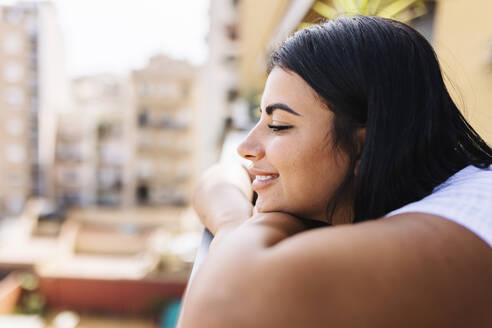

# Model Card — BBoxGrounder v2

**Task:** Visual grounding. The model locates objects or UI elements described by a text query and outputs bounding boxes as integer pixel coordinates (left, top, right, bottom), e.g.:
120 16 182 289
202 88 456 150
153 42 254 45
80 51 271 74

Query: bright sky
1 0 210 77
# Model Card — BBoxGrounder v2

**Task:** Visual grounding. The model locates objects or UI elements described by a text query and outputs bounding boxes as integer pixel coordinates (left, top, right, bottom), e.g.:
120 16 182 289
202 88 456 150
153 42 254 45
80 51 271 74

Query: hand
193 163 254 236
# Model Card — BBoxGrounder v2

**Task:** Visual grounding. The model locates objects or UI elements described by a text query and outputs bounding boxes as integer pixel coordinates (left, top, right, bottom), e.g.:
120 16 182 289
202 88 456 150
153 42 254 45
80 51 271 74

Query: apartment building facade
57 74 136 208
194 0 242 175
132 55 197 206
0 2 70 217
54 111 96 207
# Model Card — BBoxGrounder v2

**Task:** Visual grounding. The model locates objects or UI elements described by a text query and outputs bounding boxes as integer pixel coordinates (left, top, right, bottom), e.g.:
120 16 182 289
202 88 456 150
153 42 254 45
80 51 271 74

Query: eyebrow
262 103 301 116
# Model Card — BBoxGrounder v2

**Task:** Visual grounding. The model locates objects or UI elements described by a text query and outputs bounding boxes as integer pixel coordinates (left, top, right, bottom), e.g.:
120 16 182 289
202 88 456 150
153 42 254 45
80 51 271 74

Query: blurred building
0 200 197 326
194 0 242 175
54 111 96 207
62 74 136 208
0 2 71 217
434 0 492 143
132 55 197 206
237 0 291 95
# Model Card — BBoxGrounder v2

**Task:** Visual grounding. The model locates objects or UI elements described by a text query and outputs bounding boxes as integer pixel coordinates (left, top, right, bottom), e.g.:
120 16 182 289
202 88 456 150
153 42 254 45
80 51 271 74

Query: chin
255 195 328 221
254 202 275 213
255 197 284 213
254 199 297 217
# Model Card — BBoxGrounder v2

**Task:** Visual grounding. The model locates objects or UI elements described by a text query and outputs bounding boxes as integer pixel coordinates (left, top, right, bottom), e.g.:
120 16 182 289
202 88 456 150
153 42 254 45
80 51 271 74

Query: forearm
207 210 306 250
224 212 307 247
194 182 252 235
178 212 307 328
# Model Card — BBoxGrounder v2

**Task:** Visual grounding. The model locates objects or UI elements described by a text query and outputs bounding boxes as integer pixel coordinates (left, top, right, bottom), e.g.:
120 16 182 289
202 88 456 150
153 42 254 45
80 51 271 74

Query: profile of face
237 67 351 223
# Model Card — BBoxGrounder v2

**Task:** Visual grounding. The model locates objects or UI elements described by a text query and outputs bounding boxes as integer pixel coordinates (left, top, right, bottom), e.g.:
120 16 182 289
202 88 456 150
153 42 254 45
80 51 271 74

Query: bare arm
178 212 492 328
192 163 254 242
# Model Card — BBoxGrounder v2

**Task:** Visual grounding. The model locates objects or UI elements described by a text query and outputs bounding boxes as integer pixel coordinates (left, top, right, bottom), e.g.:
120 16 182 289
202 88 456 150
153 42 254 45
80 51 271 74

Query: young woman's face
237 67 351 222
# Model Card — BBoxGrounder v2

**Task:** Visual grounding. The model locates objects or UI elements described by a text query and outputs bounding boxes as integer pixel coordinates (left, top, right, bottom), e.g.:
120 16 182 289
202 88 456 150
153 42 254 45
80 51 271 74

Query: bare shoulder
253 213 492 327
179 213 492 328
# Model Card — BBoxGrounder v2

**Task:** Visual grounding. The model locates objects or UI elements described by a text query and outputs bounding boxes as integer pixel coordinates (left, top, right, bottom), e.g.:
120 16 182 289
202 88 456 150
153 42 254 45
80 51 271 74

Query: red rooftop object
39 276 186 315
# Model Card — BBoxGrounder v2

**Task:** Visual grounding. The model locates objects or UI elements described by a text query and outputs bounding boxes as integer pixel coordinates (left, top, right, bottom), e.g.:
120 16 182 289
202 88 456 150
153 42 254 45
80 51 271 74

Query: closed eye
268 124 293 132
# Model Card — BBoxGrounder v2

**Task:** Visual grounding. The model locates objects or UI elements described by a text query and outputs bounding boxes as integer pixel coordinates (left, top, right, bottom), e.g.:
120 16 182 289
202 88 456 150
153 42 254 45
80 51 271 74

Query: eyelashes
268 124 293 132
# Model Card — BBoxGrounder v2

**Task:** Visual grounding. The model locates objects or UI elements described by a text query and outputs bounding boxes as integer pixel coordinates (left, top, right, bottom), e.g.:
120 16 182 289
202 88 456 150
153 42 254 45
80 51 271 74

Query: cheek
267 136 297 166
279 141 347 208
275 137 336 181
254 138 297 210
260 132 349 217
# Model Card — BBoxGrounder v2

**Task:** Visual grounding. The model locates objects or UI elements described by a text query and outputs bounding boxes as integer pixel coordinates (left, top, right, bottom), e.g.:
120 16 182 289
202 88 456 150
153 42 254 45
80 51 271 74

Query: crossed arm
177 164 492 328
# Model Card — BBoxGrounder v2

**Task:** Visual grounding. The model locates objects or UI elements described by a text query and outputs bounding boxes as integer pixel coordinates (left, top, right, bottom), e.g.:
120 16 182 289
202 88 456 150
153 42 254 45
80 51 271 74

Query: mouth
252 174 279 190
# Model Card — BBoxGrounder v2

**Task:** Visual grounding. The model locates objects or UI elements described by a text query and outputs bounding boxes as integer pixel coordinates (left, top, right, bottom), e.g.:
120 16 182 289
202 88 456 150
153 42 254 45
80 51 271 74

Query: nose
237 128 264 161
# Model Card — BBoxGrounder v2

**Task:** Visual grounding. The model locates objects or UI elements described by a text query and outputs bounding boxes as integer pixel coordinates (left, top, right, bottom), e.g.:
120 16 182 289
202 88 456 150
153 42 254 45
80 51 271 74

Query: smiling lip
252 174 279 190
248 167 279 191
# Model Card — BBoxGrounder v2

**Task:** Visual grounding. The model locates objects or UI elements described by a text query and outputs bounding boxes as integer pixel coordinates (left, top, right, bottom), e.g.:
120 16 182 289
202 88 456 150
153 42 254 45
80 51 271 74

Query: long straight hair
269 16 492 222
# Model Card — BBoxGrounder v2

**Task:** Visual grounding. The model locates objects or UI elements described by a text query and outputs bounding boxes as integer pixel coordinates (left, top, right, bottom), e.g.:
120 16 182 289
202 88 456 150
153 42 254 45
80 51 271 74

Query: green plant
14 272 45 316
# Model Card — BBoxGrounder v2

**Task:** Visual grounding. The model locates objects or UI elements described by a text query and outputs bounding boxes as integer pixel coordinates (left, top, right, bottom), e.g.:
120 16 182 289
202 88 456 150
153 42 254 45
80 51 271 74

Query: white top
387 165 492 247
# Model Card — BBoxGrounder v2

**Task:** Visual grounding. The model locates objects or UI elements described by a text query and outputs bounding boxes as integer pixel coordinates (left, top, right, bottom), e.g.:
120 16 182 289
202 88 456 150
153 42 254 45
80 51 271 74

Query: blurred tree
302 0 435 27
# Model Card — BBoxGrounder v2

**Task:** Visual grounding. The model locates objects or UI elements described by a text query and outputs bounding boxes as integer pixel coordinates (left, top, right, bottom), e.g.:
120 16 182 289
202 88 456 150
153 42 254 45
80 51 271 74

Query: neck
330 204 354 225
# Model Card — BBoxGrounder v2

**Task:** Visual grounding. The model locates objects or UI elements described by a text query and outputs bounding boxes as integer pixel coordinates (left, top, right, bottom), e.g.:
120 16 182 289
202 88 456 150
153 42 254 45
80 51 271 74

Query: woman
178 16 492 327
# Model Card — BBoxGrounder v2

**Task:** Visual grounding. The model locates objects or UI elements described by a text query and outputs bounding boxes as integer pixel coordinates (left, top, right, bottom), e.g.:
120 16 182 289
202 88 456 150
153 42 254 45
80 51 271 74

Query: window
223 55 237 65
5 195 24 214
4 62 24 82
225 23 239 41
138 159 153 179
137 185 149 204
61 191 82 206
100 142 124 165
5 9 23 25
7 171 24 187
4 87 25 106
57 169 80 185
24 16 37 36
57 143 84 161
138 111 149 127
98 168 120 187
3 34 22 55
138 82 151 96
227 88 239 102
6 144 26 163
6 118 24 136
158 83 181 98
